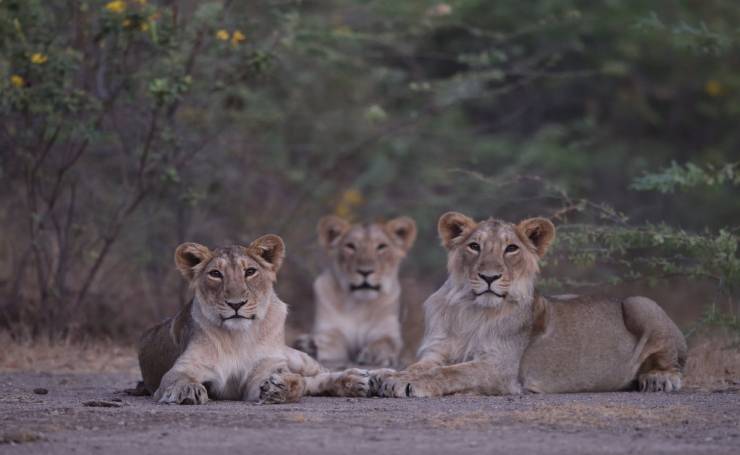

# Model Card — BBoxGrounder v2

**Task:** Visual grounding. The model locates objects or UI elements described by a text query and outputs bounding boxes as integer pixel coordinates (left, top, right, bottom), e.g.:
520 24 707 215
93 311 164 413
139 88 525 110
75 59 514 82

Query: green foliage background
0 0 738 341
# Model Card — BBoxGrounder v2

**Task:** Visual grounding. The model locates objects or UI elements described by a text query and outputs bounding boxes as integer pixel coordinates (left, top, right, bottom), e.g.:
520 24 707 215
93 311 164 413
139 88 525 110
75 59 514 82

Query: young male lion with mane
138 234 369 405
294 215 417 367
373 212 687 397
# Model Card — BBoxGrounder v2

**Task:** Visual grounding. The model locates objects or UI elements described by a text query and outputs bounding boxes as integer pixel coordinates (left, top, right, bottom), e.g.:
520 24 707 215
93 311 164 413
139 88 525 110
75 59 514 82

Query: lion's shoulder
170 300 194 346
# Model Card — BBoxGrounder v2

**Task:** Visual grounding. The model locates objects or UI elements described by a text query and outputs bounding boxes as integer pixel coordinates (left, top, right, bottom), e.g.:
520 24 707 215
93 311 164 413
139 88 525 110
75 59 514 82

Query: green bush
1 1 738 340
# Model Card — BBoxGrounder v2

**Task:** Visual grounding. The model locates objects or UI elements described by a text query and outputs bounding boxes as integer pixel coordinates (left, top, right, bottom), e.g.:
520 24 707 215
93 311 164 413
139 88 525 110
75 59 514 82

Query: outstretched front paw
335 368 371 397
375 373 436 398
155 381 209 405
368 368 396 395
259 373 306 404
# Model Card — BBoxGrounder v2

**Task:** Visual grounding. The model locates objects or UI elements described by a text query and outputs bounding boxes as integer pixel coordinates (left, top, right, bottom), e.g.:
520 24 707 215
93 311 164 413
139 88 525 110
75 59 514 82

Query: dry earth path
0 372 738 455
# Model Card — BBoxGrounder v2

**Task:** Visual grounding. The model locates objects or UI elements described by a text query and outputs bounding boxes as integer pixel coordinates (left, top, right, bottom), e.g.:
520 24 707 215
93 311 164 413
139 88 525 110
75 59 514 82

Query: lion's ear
517 218 556 257
174 242 212 281
317 215 350 249
438 212 477 250
385 216 417 252
248 234 286 272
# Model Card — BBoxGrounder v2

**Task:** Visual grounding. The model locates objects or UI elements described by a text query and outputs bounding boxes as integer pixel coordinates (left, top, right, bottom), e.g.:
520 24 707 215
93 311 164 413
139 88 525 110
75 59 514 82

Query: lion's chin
350 288 381 301
221 317 254 331
473 293 505 308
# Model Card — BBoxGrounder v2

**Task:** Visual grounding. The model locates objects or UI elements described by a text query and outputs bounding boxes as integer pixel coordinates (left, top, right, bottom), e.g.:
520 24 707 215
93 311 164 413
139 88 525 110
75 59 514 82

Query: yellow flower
122 18 133 28
140 22 150 31
10 75 25 88
30 53 48 64
332 26 353 38
216 29 230 41
231 30 246 45
105 1 127 14
705 79 723 97
135 0 147 5
334 188 364 219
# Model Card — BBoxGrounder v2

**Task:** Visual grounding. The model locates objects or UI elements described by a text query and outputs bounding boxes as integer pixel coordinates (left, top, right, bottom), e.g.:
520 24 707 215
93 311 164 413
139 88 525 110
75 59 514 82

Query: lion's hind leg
622 296 687 392
637 369 682 392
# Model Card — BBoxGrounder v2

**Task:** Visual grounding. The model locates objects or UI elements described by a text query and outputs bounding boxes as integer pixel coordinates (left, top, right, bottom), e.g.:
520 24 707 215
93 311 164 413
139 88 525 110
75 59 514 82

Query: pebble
82 400 123 408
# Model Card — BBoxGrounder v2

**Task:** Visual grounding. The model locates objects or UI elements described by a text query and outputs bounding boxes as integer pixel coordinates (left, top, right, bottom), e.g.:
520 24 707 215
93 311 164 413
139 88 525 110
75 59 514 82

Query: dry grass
0 334 138 374
684 335 740 390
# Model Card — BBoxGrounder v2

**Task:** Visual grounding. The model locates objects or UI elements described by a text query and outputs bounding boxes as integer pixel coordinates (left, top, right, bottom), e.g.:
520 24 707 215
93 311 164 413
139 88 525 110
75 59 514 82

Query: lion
137 234 369 404
293 215 417 367
373 212 687 397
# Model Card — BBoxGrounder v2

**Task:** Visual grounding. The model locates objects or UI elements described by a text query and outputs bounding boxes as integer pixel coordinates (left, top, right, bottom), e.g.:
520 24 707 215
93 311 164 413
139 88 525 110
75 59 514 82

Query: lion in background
374 212 686 397
294 215 417 367
138 235 369 404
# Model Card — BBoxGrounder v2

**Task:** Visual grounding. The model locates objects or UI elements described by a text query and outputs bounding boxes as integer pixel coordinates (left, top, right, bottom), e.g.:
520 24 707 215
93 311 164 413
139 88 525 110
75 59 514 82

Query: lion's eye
505 244 519 253
345 243 356 251
244 267 257 277
208 270 223 279
468 242 481 252
377 243 387 251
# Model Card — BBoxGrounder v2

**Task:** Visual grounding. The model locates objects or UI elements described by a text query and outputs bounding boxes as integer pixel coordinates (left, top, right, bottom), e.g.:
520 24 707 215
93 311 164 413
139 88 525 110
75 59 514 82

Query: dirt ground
1 371 739 455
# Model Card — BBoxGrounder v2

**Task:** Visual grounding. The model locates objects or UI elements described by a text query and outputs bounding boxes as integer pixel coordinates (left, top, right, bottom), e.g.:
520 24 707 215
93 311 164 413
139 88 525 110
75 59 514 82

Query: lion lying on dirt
138 235 369 404
373 212 687 397
293 215 417 367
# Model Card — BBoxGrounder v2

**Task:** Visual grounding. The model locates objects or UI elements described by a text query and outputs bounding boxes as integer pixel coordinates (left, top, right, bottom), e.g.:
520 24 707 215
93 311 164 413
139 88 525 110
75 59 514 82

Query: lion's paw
368 368 397 395
155 381 209 405
259 373 305 404
638 371 682 392
335 368 371 397
376 373 436 398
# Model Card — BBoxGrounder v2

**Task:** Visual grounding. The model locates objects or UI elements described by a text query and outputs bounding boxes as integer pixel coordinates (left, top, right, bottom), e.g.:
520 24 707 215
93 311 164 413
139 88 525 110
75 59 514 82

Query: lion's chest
206 353 259 399
443 306 526 363
317 297 398 350
201 338 278 400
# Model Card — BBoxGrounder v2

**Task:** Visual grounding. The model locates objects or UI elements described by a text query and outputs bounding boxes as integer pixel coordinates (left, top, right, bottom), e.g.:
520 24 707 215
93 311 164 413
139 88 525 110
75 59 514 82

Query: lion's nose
357 269 374 278
479 273 501 285
226 300 247 311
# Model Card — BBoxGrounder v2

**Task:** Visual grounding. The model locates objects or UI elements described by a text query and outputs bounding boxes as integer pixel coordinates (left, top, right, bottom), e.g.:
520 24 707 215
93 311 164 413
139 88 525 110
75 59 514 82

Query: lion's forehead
208 247 259 269
335 223 403 272
469 220 519 246
343 223 391 246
